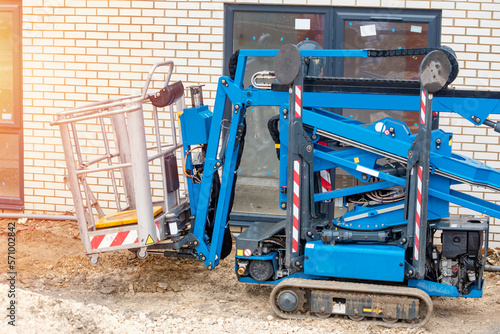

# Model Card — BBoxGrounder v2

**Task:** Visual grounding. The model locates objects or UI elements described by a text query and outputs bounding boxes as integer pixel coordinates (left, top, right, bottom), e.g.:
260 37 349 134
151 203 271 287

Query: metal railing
51 61 187 254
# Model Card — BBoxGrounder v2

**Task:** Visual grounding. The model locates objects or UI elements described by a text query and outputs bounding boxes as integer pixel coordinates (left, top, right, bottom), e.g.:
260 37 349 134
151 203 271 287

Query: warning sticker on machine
236 249 243 256
356 165 380 178
305 243 315 249
146 235 155 245
333 303 346 314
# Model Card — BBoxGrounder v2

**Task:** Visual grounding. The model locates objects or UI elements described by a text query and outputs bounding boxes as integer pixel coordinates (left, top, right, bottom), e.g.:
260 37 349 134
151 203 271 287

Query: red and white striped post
412 88 433 277
413 90 427 262
410 49 451 278
292 160 301 253
291 83 302 255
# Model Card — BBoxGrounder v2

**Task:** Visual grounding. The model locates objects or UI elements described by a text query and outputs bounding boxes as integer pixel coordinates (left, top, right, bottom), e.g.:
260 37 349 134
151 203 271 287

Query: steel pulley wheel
419 50 451 93
274 44 302 85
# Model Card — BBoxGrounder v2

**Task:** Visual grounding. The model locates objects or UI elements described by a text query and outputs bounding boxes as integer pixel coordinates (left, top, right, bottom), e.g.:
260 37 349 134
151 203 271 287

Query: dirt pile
1 219 499 333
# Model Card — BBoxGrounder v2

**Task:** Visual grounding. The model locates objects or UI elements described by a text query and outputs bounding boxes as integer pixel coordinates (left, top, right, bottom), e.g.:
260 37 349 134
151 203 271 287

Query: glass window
0 2 22 209
224 5 441 217
344 21 429 80
233 12 325 88
230 10 326 215
0 133 19 198
342 21 430 134
0 11 14 122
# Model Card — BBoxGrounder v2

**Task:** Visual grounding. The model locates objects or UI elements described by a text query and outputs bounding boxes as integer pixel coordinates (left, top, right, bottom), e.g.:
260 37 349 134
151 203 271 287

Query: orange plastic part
95 206 164 229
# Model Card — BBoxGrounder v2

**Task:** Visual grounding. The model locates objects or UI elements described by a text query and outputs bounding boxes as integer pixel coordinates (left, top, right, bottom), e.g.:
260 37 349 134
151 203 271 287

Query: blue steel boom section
182 48 500 268
179 47 500 326
54 46 500 327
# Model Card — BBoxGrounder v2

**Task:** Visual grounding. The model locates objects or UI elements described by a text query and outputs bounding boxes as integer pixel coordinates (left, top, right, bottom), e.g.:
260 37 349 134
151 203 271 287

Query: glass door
223 5 441 220
334 8 441 134
226 6 329 216
343 20 430 134
332 8 440 191
0 1 23 210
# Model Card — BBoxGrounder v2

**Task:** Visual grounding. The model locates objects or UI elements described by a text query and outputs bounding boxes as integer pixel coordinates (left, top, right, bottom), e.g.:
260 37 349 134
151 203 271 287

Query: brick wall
20 0 500 247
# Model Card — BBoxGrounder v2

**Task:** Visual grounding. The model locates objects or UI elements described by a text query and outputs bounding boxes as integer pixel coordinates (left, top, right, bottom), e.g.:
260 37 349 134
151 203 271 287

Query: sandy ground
0 218 499 334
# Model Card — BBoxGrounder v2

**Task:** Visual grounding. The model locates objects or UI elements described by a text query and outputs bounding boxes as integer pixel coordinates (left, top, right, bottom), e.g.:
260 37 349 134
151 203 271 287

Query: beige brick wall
19 0 500 247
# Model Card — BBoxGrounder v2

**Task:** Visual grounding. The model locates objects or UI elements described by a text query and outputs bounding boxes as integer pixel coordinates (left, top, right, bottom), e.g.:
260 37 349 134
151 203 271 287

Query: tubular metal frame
51 61 188 255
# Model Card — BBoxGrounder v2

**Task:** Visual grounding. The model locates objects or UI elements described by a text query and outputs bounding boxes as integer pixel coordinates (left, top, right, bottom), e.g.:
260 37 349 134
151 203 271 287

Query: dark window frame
332 7 441 76
224 5 441 75
223 4 334 77
222 4 441 225
0 0 23 210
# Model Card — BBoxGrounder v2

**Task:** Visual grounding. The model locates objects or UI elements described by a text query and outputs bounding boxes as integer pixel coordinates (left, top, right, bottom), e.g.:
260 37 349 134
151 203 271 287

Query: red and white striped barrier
414 89 427 261
155 221 161 241
320 169 332 193
295 85 302 118
90 229 139 250
292 160 300 253
420 90 427 125
414 165 423 261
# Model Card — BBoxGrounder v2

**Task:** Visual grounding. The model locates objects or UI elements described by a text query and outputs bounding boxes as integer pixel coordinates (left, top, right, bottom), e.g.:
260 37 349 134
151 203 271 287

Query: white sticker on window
295 18 310 30
411 25 423 33
360 24 377 37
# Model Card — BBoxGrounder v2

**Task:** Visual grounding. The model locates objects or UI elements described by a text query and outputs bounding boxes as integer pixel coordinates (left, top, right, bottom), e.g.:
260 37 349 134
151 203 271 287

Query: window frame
223 5 441 76
332 7 442 76
0 0 23 210
223 4 334 77
222 4 442 225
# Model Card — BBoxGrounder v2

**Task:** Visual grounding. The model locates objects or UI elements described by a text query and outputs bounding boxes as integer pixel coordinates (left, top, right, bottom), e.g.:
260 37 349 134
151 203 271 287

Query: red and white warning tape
420 90 427 125
292 160 300 253
90 229 139 250
155 221 160 241
320 169 332 193
295 85 302 118
414 90 427 261
414 166 423 261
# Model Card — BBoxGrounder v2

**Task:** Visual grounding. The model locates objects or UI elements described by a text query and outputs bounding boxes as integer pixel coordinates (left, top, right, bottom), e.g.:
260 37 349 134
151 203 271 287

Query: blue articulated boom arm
179 47 500 325
183 49 375 270
183 47 500 271
303 107 500 220
187 79 247 270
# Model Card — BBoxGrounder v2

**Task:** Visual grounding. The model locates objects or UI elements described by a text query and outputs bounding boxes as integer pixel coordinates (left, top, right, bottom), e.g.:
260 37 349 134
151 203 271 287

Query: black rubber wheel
314 312 331 319
348 315 365 321
383 317 398 324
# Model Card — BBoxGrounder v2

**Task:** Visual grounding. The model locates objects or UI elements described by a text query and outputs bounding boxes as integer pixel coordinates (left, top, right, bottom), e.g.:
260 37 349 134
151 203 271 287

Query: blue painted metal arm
303 108 500 192
191 80 232 267
237 49 370 58
314 180 396 202
314 150 406 187
429 188 500 219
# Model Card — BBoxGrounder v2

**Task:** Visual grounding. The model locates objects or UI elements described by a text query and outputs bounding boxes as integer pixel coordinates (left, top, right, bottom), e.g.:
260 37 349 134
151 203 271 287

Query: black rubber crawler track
270 278 433 328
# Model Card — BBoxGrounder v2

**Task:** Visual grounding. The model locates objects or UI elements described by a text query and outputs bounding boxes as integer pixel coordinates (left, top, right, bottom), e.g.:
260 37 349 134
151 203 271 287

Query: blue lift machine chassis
177 45 500 327
54 45 500 328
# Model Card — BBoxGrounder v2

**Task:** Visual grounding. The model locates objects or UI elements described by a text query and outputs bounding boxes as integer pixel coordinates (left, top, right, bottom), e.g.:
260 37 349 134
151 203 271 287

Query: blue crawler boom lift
178 46 500 327
53 45 500 327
